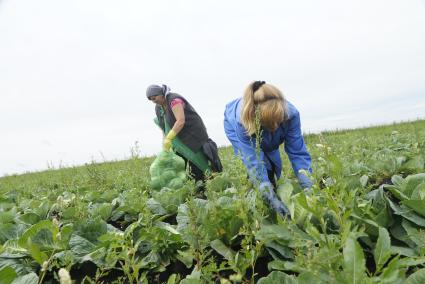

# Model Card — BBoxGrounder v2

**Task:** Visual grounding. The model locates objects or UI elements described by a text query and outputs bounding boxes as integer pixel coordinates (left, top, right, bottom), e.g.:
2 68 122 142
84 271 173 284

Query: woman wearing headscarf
223 81 313 218
147 84 222 184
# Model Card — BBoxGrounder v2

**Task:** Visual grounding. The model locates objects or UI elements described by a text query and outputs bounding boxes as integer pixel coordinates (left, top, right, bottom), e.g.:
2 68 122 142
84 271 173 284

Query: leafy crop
0 120 424 283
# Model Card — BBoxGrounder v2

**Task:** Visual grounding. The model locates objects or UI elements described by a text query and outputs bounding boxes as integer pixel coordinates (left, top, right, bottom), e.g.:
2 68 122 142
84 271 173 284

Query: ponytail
241 81 285 136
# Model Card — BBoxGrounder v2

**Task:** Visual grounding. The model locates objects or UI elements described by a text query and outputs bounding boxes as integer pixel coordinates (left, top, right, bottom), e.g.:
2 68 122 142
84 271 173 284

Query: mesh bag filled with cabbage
149 150 187 190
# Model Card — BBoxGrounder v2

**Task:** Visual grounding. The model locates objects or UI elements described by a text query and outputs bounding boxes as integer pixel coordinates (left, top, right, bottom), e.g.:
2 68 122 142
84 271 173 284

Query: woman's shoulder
285 100 300 120
224 97 242 117
225 97 242 108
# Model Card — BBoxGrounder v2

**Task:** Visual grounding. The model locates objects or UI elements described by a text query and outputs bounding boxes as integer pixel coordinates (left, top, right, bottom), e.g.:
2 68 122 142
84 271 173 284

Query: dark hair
252 81 266 93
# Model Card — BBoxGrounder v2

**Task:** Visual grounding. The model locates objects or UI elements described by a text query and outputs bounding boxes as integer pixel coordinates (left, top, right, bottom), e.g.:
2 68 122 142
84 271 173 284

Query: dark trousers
267 157 277 188
175 152 205 183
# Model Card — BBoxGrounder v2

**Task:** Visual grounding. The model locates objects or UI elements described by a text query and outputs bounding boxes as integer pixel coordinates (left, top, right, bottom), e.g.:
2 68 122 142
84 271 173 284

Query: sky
1 0 425 177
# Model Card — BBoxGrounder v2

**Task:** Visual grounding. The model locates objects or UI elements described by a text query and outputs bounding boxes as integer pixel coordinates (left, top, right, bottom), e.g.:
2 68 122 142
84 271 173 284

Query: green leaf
69 234 96 259
379 256 402 283
18 220 57 248
399 257 425 268
210 239 235 261
297 271 317 284
0 211 15 223
257 271 298 284
256 224 292 243
167 274 178 284
0 267 17 284
402 200 425 217
73 217 107 243
391 246 417 257
384 185 409 201
411 183 425 200
386 197 425 227
390 222 417 248
405 268 425 284
61 207 77 219
26 241 48 265
0 258 33 278
267 260 304 273
343 235 366 284
176 250 194 269
10 272 38 284
405 174 425 197
402 219 425 248
88 203 113 221
276 180 294 205
264 240 294 260
374 227 392 272
16 213 41 225
0 224 28 244
402 157 425 173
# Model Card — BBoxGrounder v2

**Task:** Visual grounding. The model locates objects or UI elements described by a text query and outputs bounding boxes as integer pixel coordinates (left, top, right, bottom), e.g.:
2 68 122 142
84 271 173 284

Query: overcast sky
1 0 425 177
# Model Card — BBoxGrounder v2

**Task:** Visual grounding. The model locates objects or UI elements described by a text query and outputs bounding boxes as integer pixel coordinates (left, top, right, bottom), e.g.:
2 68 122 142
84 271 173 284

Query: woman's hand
163 129 176 151
259 182 290 219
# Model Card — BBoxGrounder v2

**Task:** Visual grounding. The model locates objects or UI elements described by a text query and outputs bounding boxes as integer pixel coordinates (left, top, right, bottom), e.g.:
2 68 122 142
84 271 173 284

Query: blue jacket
224 98 312 186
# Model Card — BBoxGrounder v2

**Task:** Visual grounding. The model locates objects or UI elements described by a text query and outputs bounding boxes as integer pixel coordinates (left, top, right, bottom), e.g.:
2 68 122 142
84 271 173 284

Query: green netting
154 111 211 174
149 150 187 191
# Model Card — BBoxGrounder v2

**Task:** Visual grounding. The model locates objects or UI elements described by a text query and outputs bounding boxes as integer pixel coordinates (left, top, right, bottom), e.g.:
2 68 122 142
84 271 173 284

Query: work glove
163 129 177 151
259 182 290 219
297 171 313 195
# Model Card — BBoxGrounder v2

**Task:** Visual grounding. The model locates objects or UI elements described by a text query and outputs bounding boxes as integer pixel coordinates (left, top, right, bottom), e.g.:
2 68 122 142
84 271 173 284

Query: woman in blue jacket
223 81 313 218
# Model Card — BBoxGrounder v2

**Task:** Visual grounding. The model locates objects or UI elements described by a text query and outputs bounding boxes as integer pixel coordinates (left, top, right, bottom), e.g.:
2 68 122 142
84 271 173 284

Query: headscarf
146 84 171 98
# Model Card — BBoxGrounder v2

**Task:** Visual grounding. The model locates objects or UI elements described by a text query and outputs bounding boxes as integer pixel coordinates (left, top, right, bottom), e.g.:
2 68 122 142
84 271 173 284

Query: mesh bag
149 151 187 190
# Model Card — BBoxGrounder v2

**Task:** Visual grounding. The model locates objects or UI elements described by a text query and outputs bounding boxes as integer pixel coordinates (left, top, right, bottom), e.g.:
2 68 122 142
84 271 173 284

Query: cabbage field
1 120 425 284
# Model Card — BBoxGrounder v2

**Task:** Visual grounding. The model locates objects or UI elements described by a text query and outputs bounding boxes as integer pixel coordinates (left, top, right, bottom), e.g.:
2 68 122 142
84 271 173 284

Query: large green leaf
343 235 366 284
152 186 190 215
257 271 298 284
402 219 425 248
402 156 425 173
399 257 425 268
255 224 292 243
405 268 425 284
10 272 38 284
267 260 304 273
88 203 113 221
384 185 409 201
0 224 28 244
411 183 425 200
390 222 417 248
391 246 417 257
402 200 425 217
264 240 294 260
0 258 33 277
73 217 107 243
405 174 425 195
210 239 235 261
0 211 15 224
69 234 96 259
378 256 403 283
18 220 57 248
374 227 392 272
386 197 425 227
0 267 17 284
16 213 41 225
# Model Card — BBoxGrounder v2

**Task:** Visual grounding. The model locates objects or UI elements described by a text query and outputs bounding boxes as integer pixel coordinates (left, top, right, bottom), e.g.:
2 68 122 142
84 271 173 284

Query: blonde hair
241 82 286 136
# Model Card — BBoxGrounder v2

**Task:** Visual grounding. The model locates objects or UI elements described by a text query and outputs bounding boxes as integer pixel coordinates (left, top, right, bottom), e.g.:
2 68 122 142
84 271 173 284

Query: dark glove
259 182 290 219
